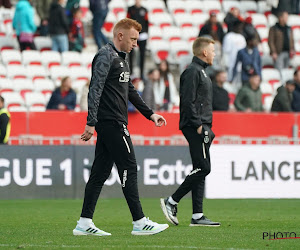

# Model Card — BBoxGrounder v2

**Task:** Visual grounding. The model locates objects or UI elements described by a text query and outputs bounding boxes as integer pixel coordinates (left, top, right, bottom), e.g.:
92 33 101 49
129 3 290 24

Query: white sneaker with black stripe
131 217 169 235
73 221 111 236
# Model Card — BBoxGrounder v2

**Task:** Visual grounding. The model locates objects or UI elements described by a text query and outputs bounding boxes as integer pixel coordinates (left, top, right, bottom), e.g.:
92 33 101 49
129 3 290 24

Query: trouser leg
80 136 114 218
138 40 147 78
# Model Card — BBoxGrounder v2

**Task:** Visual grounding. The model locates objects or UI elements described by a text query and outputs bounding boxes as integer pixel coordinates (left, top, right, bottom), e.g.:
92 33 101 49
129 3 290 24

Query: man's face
286 84 295 93
216 72 227 84
294 71 300 83
204 43 216 66
279 12 288 25
249 75 261 90
120 28 139 53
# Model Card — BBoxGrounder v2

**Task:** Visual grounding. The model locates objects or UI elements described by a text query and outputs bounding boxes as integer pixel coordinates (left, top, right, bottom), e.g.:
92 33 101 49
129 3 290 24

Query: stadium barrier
1 145 299 199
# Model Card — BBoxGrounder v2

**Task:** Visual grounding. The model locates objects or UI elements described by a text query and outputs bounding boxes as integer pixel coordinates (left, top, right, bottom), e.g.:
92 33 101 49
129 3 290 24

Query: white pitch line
0 244 257 250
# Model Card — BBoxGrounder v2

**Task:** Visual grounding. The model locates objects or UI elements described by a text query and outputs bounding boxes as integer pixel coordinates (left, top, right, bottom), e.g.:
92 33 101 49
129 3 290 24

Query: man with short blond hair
73 18 169 236
160 37 220 227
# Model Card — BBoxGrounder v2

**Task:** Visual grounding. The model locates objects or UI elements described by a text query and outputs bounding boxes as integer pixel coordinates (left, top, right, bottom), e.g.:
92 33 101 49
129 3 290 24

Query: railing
8 135 300 145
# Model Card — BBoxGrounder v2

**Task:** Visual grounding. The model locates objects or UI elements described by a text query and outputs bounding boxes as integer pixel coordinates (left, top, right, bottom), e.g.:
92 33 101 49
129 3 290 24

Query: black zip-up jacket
179 56 213 130
87 42 153 127
127 5 149 34
49 2 69 35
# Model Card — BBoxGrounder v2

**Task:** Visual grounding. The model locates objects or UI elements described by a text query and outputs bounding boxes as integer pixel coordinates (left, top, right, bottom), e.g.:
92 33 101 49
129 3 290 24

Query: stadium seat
170 40 191 64
239 1 257 14
72 80 87 94
190 13 209 29
6 65 27 79
202 0 222 14
173 13 194 28
0 36 18 51
1 49 22 65
260 41 270 56
41 50 61 69
0 64 6 78
0 78 13 94
290 55 300 69
263 95 274 112
251 13 268 29
256 27 269 41
34 79 55 95
69 66 91 81
148 26 163 41
81 52 95 69
257 1 271 16
24 92 47 108
26 65 48 81
102 12 117 39
108 0 126 15
149 40 170 63
22 50 42 66
49 66 70 82
12 79 34 98
62 51 82 67
142 0 166 14
148 13 173 28
222 1 241 13
28 106 46 112
262 68 281 86
162 26 182 41
267 14 277 27
280 68 295 83
181 26 199 42
168 0 186 15
185 0 203 14
1 92 25 108
261 54 274 68
288 15 300 29
8 106 28 112
34 36 52 51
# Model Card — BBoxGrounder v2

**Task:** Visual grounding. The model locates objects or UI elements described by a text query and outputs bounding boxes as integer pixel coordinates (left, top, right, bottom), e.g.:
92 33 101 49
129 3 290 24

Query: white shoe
73 221 111 236
131 217 169 235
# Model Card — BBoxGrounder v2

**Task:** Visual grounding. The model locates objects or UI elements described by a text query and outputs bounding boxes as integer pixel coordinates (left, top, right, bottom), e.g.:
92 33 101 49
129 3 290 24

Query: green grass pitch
0 198 299 249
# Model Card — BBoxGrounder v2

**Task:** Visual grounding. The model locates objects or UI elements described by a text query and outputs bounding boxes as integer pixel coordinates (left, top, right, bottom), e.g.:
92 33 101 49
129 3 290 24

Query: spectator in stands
212 70 229 111
234 74 263 112
223 20 246 83
0 96 10 145
268 11 295 70
224 7 243 33
127 0 149 80
80 80 90 111
0 0 11 8
49 0 69 52
33 0 52 36
46 76 76 110
89 0 110 49
271 80 295 112
66 0 80 25
13 0 37 51
242 16 261 42
142 68 160 111
231 36 261 85
69 8 85 52
199 11 224 44
128 76 142 113
292 69 300 111
154 60 179 111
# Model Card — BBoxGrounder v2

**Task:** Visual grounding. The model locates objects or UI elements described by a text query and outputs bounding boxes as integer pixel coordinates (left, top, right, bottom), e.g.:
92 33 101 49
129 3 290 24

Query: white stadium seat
1 49 22 65
22 50 42 66
62 51 82 67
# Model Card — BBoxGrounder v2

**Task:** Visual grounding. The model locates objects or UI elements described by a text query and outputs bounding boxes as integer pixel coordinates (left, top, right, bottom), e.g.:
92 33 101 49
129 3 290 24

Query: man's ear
117 32 123 41
203 49 208 57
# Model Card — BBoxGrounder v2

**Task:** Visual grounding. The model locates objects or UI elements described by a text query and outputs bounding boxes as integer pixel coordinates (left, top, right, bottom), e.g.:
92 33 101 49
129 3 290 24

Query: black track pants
80 121 144 221
172 125 215 213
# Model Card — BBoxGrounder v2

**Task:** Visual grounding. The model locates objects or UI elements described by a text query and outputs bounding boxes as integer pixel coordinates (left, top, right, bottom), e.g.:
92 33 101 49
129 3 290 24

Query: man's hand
81 125 95 141
150 114 167 127
197 125 202 134
272 52 278 61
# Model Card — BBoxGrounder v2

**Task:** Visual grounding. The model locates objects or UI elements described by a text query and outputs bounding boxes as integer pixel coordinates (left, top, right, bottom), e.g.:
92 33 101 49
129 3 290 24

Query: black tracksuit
172 56 215 214
81 42 153 221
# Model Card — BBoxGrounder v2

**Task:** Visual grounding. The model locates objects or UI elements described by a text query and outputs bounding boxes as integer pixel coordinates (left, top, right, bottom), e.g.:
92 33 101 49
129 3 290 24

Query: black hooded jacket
49 2 69 35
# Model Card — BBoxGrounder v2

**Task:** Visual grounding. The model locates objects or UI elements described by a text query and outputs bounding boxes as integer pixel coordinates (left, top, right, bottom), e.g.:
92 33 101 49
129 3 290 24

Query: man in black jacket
271 80 295 112
73 18 169 236
160 37 220 227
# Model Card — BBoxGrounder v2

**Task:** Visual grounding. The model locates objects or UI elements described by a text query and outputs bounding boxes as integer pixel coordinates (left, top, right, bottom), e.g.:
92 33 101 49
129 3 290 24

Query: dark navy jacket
292 84 300 111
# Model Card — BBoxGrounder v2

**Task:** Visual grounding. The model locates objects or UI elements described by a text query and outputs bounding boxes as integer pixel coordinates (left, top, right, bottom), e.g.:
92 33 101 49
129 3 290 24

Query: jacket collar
192 56 209 68
109 41 127 59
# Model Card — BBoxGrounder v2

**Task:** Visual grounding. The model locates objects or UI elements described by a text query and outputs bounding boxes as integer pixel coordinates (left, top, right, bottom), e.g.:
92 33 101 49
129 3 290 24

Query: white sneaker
73 221 111 236
131 217 169 235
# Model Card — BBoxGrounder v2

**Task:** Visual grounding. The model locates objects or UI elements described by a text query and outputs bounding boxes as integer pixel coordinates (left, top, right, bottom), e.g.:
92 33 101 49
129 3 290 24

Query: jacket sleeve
86 49 112 126
0 113 9 143
128 81 154 120
28 6 37 32
66 91 77 110
46 91 58 110
289 26 295 51
60 6 69 33
234 88 247 111
181 68 202 128
268 27 276 54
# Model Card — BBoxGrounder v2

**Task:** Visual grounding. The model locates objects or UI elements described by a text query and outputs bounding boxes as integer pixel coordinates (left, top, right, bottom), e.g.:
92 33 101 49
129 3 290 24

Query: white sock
192 213 203 220
133 216 145 225
168 196 178 205
78 217 92 226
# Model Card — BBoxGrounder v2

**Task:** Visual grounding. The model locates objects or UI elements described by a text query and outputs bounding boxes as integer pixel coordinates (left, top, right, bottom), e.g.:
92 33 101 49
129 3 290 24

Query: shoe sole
73 229 111 236
160 198 178 226
131 224 169 236
189 224 221 227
